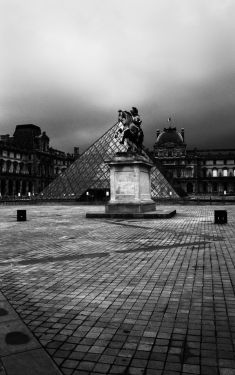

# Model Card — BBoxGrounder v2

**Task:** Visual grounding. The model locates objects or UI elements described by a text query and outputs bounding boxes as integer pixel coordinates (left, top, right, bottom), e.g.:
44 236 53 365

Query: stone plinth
86 152 177 219
105 152 156 214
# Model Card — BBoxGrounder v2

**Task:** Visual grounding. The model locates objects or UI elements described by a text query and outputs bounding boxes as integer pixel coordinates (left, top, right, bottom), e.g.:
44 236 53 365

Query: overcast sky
1 0 235 153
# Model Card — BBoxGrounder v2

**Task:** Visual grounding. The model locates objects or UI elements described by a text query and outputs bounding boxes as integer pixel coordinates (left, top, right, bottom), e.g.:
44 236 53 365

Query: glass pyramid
41 122 179 200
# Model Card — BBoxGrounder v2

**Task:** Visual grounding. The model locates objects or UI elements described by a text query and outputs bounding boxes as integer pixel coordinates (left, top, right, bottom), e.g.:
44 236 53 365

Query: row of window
0 163 66 176
53 159 68 166
157 151 185 157
159 157 235 167
1 150 70 168
204 159 235 166
173 169 193 178
183 182 235 194
212 168 235 177
173 168 235 179
0 158 70 170
1 150 30 160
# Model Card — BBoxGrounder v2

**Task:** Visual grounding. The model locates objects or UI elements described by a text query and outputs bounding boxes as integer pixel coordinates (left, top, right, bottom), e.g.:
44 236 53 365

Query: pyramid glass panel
41 122 179 200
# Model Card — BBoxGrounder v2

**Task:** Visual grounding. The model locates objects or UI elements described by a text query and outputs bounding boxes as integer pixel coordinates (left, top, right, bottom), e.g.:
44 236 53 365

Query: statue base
105 152 155 213
86 152 176 219
105 201 156 214
86 209 176 219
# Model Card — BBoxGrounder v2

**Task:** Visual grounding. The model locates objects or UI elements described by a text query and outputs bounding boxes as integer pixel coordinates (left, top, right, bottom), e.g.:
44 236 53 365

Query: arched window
6 160 11 173
223 169 228 177
13 162 18 174
212 168 218 177
187 167 193 177
19 163 24 173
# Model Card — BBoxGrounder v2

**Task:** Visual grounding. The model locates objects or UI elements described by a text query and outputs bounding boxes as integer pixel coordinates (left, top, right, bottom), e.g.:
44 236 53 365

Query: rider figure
118 110 130 144
130 107 144 150
117 107 144 152
130 107 142 128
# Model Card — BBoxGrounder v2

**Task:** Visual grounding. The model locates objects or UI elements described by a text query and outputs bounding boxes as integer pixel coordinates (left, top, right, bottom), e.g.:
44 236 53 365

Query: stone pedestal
105 152 156 214
86 152 176 219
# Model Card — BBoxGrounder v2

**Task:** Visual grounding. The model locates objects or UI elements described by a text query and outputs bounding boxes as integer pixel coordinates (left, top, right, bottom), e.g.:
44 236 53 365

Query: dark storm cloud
1 0 235 152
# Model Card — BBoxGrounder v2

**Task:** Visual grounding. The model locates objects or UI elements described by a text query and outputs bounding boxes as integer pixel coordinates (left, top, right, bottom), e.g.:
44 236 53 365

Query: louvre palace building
1 122 235 200
0 124 77 198
153 125 235 197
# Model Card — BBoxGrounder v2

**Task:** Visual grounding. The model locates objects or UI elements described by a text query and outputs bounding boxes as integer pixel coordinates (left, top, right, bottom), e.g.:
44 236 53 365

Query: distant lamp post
28 192 31 197
224 190 227 195
106 191 110 197
169 191 172 198
18 193 21 197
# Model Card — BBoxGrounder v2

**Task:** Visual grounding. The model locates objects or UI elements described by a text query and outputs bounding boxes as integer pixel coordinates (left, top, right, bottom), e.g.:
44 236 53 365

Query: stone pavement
0 204 235 375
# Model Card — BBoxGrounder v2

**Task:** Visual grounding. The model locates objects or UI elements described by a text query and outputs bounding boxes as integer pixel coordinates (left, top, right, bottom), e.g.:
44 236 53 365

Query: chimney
74 147 80 159
181 128 185 142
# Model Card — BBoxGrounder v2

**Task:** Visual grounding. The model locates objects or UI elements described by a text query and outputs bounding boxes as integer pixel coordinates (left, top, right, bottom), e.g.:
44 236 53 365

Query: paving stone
219 360 235 368
109 364 127 373
220 369 235 375
77 360 95 371
93 362 111 373
0 204 235 375
182 364 200 374
201 366 219 375
128 367 145 374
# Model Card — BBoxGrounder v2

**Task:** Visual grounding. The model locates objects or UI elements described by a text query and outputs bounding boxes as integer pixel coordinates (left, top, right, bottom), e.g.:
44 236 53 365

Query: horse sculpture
115 107 144 154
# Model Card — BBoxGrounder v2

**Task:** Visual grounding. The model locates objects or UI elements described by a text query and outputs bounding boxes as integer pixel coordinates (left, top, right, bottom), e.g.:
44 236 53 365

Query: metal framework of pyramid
41 122 179 200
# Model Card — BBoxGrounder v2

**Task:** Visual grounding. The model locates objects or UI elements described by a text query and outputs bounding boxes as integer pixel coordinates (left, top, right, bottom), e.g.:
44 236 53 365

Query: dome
156 126 184 147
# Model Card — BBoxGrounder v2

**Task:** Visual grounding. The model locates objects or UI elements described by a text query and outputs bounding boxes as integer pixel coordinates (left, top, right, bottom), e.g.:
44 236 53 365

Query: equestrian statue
115 107 144 154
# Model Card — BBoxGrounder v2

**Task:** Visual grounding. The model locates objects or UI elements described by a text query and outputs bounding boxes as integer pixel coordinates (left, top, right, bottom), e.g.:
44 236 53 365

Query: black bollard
214 210 227 224
17 210 27 222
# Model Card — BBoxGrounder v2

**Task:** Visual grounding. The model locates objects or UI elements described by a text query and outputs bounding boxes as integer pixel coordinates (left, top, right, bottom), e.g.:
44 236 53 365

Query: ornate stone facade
0 124 76 198
154 126 235 196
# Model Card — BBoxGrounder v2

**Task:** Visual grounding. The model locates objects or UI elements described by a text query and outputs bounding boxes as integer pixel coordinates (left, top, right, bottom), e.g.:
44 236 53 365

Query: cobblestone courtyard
0 204 235 375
